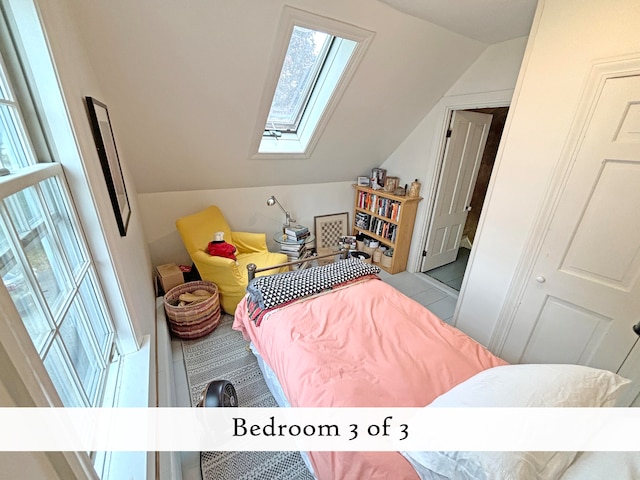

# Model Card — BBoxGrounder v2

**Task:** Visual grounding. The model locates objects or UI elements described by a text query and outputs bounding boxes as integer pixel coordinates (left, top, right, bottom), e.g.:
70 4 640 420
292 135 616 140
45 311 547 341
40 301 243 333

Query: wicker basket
380 250 393 269
363 245 375 256
164 281 221 339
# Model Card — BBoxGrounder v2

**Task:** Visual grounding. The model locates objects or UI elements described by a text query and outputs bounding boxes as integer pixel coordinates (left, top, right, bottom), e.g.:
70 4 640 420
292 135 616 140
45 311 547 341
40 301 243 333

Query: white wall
381 36 528 274
136 28 528 275
61 0 486 194
455 0 640 346
34 0 156 345
0 453 58 479
139 181 355 267
446 36 529 97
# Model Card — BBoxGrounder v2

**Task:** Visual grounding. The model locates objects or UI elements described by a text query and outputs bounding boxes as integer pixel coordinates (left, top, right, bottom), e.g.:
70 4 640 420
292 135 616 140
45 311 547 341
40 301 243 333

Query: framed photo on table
314 212 349 264
85 96 131 236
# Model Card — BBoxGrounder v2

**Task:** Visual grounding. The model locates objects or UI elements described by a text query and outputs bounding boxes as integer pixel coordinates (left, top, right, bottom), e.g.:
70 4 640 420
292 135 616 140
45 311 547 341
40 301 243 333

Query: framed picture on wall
85 96 131 236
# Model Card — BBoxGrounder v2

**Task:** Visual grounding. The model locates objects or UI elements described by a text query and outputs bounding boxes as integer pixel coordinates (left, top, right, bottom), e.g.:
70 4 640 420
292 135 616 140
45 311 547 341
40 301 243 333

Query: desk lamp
267 195 295 230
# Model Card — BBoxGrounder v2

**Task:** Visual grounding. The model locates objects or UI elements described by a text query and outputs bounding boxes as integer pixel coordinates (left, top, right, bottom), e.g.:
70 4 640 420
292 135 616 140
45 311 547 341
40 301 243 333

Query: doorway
422 106 509 291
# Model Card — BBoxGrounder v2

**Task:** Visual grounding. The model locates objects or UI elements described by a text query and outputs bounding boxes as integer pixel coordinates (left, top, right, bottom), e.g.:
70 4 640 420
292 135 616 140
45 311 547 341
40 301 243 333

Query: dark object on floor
183 315 313 479
197 380 238 407
184 263 201 283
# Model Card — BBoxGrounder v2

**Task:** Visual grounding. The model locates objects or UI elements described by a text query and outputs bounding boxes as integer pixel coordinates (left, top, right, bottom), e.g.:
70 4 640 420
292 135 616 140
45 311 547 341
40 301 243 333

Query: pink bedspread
233 277 507 479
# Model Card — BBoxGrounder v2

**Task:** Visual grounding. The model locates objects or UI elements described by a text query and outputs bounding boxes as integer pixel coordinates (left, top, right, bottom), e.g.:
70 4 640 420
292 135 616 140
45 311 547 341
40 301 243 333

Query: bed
232 257 634 480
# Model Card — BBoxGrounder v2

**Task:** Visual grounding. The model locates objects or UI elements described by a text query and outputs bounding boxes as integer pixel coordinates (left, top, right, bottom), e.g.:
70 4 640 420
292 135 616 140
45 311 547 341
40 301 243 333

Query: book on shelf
284 224 309 238
355 211 371 230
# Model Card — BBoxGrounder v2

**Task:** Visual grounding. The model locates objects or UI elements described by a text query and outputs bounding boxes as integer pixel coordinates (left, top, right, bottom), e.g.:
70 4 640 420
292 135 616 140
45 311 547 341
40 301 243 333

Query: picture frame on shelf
384 176 400 193
357 176 370 187
314 212 349 264
371 167 386 188
85 96 131 236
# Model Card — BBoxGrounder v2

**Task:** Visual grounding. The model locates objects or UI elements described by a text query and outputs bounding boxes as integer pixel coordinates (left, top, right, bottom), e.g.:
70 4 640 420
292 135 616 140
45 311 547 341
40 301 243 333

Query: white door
501 74 640 374
617 337 640 406
422 110 492 271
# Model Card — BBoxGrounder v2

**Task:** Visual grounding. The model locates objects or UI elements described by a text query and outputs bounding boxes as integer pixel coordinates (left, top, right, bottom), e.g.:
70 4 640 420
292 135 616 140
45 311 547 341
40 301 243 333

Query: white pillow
402 364 631 480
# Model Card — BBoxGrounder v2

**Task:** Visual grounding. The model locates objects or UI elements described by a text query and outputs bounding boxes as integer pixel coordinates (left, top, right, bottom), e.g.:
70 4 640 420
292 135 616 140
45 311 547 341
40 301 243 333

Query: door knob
633 322 640 337
535 275 546 283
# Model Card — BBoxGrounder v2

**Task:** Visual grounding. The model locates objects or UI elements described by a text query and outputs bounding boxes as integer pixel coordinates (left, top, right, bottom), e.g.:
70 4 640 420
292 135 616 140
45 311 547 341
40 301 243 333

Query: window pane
266 26 332 131
40 177 86 276
0 228 52 350
0 103 34 170
5 186 72 316
79 272 113 359
43 339 85 407
59 300 103 405
0 59 12 100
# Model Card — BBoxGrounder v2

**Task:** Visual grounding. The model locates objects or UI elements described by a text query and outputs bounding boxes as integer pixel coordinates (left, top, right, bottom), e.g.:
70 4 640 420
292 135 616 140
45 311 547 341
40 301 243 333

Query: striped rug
181 314 314 480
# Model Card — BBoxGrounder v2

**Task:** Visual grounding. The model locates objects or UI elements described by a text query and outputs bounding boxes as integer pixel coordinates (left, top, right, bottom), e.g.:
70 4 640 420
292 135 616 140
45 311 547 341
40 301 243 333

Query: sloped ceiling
64 0 534 194
378 0 537 44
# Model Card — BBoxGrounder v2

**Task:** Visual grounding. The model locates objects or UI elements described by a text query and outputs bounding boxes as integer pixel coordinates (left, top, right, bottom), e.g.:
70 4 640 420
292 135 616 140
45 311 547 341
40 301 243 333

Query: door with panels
501 73 640 385
422 110 492 271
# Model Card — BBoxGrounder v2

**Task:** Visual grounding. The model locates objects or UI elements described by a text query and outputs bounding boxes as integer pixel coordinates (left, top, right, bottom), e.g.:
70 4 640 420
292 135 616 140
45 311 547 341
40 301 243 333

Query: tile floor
423 247 471 292
171 270 459 480
377 269 459 324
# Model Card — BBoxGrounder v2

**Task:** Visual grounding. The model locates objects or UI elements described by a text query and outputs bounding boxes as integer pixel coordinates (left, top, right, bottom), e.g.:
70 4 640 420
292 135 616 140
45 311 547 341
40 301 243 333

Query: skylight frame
251 7 374 159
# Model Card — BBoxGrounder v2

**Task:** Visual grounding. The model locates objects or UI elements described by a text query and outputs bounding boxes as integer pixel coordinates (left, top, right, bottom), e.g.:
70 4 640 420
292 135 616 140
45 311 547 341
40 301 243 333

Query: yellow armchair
176 206 288 314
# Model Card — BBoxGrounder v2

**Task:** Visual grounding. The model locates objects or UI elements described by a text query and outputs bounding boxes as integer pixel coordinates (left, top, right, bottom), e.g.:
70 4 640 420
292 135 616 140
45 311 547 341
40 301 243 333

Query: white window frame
0 2 119 407
0 0 144 477
251 6 374 159
1 0 137 355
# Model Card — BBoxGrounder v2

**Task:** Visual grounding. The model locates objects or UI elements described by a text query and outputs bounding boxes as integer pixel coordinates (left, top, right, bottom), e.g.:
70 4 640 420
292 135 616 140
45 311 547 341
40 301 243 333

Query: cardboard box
155 263 184 295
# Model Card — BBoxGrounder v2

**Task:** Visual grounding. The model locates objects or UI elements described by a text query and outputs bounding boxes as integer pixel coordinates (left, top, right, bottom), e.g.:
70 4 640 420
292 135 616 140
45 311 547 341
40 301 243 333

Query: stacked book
280 241 307 262
290 248 315 270
284 224 310 242
280 225 310 263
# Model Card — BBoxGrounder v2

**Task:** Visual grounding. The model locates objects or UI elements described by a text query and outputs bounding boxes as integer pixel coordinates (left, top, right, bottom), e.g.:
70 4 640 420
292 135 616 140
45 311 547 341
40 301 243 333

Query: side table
273 232 316 246
273 232 316 269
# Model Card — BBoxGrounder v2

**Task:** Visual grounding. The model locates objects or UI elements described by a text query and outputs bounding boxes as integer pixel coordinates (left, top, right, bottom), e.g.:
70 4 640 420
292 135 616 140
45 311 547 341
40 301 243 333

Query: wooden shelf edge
352 184 422 203
354 207 400 225
352 227 396 248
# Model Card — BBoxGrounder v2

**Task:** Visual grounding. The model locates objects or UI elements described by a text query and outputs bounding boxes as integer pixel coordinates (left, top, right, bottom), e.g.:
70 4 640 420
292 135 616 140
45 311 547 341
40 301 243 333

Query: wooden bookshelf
352 184 422 274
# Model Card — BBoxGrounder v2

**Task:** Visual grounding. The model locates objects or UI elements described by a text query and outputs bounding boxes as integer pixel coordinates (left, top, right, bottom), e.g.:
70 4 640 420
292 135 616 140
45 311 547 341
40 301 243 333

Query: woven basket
164 281 221 339
380 251 393 269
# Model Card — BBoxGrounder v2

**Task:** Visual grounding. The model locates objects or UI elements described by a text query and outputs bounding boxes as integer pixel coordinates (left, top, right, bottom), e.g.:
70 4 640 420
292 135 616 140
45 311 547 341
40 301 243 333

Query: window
0 12 116 409
253 7 374 157
265 26 334 135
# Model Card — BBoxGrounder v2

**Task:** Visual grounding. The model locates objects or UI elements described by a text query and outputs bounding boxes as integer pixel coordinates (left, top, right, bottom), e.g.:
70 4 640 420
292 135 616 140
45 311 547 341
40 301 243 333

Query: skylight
252 7 374 158
265 26 333 135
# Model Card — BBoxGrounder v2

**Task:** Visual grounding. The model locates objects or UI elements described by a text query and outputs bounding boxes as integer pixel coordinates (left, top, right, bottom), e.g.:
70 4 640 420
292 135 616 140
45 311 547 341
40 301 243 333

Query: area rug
181 314 314 480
